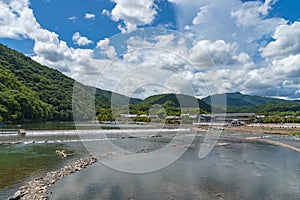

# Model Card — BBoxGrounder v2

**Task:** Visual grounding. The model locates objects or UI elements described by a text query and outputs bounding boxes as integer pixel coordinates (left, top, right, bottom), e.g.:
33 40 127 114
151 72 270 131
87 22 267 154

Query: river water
0 128 300 199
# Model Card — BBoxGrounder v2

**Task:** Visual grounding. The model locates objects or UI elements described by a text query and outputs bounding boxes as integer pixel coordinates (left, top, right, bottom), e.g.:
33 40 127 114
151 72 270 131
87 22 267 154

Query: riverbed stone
8 156 98 200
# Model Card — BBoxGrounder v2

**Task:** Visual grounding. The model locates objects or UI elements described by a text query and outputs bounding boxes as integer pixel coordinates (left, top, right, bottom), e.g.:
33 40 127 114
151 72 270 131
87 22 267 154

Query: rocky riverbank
8 156 98 200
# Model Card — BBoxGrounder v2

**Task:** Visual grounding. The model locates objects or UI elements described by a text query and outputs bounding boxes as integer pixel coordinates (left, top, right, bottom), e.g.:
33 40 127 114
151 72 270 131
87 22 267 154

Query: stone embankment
8 156 98 200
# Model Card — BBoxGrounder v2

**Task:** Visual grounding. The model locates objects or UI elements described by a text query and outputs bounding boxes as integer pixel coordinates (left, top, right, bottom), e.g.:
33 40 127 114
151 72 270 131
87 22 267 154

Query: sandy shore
223 124 300 135
193 123 300 135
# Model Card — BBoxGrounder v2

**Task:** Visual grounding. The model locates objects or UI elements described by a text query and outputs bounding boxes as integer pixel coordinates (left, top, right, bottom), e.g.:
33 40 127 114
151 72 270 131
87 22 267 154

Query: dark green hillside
0 43 140 123
202 92 287 107
132 93 211 116
0 43 75 121
0 67 52 123
227 102 300 114
139 94 210 109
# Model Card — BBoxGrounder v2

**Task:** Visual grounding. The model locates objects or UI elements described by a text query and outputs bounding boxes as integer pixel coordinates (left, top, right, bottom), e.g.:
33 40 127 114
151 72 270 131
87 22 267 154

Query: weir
0 129 26 135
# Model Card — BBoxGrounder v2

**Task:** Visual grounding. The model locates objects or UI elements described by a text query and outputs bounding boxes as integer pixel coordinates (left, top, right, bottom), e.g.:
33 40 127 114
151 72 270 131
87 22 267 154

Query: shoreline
8 156 97 200
223 124 300 135
246 138 300 153
194 123 300 135
221 125 300 154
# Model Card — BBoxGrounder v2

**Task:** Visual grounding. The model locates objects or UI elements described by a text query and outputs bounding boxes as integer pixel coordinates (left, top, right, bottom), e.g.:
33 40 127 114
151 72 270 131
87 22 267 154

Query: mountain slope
134 93 211 113
202 92 287 107
227 102 300 114
0 43 140 123
0 67 52 123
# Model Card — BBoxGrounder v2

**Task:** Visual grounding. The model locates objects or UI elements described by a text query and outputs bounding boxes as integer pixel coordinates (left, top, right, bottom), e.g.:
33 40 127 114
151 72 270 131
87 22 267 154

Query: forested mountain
0 67 52 123
1 43 298 124
227 102 300 114
202 92 300 114
131 93 211 115
0 43 140 123
202 92 287 107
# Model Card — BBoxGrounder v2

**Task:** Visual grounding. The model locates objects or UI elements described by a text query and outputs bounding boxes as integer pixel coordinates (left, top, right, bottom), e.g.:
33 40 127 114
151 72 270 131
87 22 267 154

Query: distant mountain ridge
202 92 287 107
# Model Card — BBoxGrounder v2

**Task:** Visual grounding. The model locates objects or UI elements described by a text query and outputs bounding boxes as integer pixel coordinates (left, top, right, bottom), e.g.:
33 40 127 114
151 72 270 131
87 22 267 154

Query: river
0 128 299 199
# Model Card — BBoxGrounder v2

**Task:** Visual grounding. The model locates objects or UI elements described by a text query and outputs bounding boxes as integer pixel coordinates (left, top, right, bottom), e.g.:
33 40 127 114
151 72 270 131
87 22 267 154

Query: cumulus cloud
0 0 40 39
192 5 210 25
190 40 240 66
231 0 279 27
169 0 286 58
248 21 300 99
165 0 300 99
260 21 300 59
238 53 300 99
95 38 117 59
72 32 93 46
0 0 299 99
84 13 95 20
110 0 157 33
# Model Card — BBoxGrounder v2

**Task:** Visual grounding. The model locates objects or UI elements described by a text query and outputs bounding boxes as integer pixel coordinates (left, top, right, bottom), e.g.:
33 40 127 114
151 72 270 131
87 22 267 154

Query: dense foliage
0 67 52 123
0 43 140 123
228 102 300 123
227 102 300 114
131 93 211 116
202 92 287 107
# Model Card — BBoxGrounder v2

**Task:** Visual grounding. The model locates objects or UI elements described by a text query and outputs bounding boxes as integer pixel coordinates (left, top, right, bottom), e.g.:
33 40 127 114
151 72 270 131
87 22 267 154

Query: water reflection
49 139 300 200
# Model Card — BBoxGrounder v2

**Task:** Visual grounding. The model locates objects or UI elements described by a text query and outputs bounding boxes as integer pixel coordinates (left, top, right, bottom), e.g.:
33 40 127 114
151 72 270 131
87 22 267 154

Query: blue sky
0 0 299 100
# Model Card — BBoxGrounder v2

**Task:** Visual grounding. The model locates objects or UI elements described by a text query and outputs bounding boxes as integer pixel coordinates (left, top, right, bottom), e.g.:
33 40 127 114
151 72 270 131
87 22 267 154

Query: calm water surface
0 129 299 199
48 138 300 200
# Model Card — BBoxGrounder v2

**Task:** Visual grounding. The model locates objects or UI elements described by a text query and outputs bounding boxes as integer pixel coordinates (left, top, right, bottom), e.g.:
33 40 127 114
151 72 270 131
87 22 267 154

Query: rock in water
7 190 22 200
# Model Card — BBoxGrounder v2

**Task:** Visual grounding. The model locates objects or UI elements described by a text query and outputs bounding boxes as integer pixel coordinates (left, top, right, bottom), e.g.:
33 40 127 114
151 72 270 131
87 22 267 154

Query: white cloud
169 0 286 58
260 21 300 59
238 53 300 98
110 0 157 33
231 0 279 27
0 0 299 100
192 5 210 25
270 54 300 78
68 16 78 21
165 0 300 99
260 0 278 16
101 9 110 16
0 0 40 39
191 40 239 66
72 32 93 46
84 13 95 20
96 38 117 59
